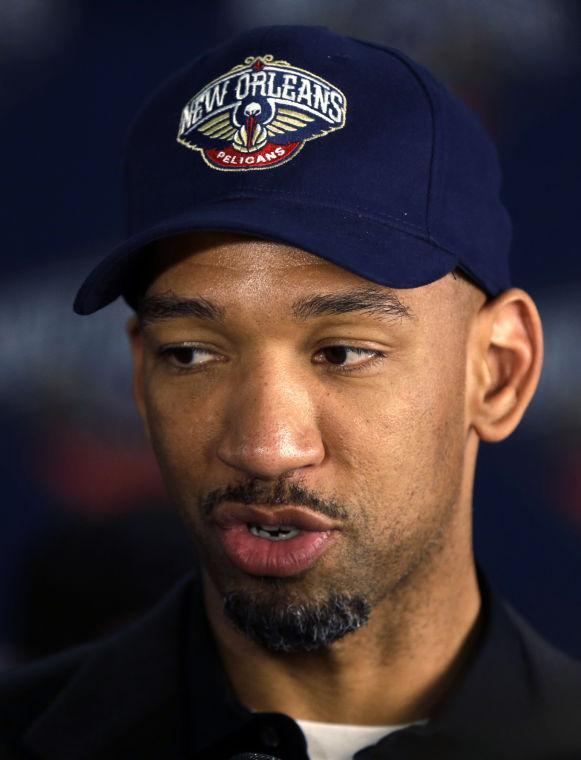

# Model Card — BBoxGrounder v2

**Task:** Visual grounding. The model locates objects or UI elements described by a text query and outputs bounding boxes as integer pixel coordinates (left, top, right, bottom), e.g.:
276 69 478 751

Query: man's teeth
248 524 301 541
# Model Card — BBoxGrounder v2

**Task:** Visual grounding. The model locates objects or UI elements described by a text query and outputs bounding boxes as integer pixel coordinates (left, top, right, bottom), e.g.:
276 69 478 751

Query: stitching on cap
212 187 427 233
358 43 437 239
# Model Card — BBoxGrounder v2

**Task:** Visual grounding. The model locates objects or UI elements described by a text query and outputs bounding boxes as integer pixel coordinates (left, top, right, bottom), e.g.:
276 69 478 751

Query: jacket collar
426 570 536 740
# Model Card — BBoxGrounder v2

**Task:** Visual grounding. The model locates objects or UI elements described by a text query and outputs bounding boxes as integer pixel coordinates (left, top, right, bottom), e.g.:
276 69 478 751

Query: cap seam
351 41 437 238
199 188 427 235
373 47 438 240
127 193 463 262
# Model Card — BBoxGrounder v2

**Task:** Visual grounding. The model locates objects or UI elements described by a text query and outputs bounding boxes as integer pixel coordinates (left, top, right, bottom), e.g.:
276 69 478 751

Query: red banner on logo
205 141 300 170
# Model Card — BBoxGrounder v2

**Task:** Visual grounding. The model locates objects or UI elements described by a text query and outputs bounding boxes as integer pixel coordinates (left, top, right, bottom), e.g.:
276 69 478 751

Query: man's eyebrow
137 294 226 325
137 287 412 325
291 287 412 322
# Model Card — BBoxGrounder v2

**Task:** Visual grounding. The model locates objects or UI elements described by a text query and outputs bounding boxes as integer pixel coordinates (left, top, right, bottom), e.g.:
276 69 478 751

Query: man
1 25 580 760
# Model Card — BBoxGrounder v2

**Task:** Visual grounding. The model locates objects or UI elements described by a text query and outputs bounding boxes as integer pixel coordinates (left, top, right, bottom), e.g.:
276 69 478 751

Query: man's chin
222 589 372 653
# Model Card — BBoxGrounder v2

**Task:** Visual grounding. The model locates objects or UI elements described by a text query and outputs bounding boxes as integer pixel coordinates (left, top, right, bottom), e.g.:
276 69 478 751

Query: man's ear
467 288 543 443
126 315 151 440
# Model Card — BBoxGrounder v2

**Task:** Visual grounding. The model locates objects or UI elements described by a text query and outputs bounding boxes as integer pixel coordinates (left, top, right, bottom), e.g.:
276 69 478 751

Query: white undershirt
296 718 428 760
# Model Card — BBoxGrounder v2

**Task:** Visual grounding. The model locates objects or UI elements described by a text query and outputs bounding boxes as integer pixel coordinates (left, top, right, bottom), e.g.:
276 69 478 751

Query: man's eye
316 346 386 373
160 346 216 369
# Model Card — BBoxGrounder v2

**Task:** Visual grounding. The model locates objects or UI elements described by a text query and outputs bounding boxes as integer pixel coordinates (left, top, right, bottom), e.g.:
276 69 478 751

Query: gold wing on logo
197 112 237 141
266 107 315 136
196 106 317 144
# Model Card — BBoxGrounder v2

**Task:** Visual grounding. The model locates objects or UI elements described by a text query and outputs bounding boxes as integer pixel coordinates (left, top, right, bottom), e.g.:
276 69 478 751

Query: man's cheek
145 380 196 432
144 395 196 473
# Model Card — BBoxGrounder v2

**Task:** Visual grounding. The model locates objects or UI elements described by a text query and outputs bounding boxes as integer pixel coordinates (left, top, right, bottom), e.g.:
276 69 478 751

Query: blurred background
1 0 580 667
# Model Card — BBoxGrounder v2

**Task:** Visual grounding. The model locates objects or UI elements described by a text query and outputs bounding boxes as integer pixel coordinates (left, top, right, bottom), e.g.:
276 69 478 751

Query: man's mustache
201 476 349 522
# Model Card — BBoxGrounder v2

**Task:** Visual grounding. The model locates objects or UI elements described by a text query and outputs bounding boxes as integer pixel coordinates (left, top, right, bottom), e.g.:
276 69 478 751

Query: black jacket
0 572 580 760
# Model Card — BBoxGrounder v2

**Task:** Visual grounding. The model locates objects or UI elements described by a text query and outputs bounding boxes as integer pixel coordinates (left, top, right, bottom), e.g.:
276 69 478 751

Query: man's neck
202 553 482 726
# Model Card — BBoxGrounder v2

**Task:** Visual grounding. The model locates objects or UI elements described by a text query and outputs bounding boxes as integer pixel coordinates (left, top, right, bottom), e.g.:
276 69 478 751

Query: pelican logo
177 54 347 171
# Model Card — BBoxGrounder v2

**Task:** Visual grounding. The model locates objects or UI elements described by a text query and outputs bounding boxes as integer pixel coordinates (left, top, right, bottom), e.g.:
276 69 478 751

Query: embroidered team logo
177 54 347 171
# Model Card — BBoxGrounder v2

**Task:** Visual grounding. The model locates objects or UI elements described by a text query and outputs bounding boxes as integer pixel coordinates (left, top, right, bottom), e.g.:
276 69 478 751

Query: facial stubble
189 476 460 654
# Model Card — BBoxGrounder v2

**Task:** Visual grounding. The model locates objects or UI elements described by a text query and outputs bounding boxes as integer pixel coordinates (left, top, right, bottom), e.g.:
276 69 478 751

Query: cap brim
73 197 458 315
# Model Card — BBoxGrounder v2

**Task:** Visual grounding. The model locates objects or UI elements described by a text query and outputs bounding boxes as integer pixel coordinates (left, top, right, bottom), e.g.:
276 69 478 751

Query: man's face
130 232 483 651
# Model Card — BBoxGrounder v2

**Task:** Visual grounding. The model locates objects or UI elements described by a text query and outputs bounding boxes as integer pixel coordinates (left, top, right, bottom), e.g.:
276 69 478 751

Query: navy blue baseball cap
73 25 512 315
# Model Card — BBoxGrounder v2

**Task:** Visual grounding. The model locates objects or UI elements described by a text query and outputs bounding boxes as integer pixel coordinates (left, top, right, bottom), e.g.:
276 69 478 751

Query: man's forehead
150 231 345 274
143 231 386 299
138 232 416 324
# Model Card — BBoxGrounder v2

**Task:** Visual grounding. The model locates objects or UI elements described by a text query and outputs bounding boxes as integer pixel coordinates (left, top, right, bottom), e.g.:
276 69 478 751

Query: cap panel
362 45 512 294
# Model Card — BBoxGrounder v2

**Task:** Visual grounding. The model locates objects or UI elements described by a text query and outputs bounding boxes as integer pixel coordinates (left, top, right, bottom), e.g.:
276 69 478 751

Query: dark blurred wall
0 0 237 664
1 0 580 665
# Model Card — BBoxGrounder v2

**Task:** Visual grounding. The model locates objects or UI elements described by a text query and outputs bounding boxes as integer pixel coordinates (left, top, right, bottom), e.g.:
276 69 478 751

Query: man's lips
212 502 340 532
211 502 341 577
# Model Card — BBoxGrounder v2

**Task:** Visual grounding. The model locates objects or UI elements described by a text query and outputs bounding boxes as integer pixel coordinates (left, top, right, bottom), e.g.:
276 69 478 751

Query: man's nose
215 362 326 479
